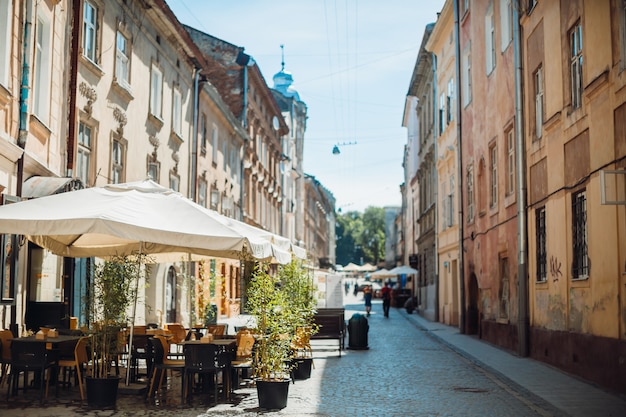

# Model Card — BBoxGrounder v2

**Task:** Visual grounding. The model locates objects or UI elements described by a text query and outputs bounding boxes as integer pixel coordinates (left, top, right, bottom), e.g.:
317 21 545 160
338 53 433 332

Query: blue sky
167 0 445 212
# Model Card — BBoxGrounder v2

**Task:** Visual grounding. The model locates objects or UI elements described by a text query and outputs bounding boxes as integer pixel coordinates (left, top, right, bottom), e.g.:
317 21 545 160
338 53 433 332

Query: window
150 64 163 118
172 88 182 136
169 173 179 192
447 78 454 124
498 257 509 320
111 139 124 184
230 146 239 182
500 0 513 51
447 176 454 227
147 161 159 182
571 189 589 279
535 206 547 282
570 22 583 109
534 66 544 139
83 1 98 63
461 0 469 16
115 31 130 88
490 145 498 207
462 43 472 107
467 165 475 222
439 93 446 135
34 14 51 124
210 188 220 211
212 124 219 164
0 0 12 87
200 113 207 152
77 122 93 186
485 4 495 74
222 138 228 170
506 129 515 196
198 180 207 207
616 0 626 70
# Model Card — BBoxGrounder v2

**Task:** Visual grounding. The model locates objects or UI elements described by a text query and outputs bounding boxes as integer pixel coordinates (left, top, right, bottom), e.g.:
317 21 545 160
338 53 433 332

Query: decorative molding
113 107 127 135
79 82 97 115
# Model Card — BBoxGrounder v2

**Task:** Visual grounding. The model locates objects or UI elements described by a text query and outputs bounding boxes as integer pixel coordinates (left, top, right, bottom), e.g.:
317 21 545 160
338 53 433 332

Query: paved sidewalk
399 309 626 417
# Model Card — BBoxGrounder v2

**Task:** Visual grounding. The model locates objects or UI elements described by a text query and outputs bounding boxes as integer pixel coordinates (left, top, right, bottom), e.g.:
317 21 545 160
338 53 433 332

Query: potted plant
85 254 148 409
279 259 318 380
246 262 294 410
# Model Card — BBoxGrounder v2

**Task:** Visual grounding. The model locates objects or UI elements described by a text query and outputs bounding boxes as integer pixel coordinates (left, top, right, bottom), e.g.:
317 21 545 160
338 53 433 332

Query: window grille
535 207 546 282
571 190 589 279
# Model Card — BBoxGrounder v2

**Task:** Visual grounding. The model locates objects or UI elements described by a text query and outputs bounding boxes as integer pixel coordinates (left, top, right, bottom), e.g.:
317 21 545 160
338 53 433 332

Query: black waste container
348 313 369 350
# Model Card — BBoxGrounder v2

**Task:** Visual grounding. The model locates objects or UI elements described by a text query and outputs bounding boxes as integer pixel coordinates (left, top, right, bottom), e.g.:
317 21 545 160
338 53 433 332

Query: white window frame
447 78 454 124
500 0 513 51
34 13 51 124
115 31 130 88
200 113 207 152
83 1 98 63
570 22 583 109
169 173 180 192
147 161 159 182
150 63 163 119
448 176 455 227
439 92 446 135
111 138 124 184
77 122 93 186
490 145 498 207
198 180 207 208
506 130 515 196
462 43 472 107
485 3 495 75
172 87 182 136
535 66 544 139
0 0 12 88
212 124 219 164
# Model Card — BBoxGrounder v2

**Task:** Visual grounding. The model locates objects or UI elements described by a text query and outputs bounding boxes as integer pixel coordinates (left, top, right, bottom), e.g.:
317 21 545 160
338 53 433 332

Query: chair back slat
184 343 221 371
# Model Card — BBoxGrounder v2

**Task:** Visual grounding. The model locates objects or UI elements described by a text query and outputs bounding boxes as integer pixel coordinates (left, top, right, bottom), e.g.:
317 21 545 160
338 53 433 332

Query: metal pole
125 243 142 386
513 1 529 357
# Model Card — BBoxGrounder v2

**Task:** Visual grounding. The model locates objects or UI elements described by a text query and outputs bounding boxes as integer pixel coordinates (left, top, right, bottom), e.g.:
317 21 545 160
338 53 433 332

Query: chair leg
76 364 84 401
147 368 158 399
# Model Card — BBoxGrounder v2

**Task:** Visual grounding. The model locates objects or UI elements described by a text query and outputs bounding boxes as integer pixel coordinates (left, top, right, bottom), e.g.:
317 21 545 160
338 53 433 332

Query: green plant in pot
85 254 148 408
246 262 294 410
279 258 318 380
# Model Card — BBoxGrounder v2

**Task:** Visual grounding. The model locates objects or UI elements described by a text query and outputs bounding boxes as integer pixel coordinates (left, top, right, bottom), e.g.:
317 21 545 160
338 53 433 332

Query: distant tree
335 208 385 267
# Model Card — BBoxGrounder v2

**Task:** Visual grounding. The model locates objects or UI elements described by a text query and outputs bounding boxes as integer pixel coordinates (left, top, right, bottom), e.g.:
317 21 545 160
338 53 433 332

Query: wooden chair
0 330 13 387
206 324 227 337
291 326 313 358
231 332 255 388
57 336 90 401
146 336 184 399
164 323 187 357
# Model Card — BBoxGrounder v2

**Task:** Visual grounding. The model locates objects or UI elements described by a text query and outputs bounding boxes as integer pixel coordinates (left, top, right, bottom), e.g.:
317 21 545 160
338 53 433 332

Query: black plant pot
86 376 120 409
291 357 313 380
256 379 290 410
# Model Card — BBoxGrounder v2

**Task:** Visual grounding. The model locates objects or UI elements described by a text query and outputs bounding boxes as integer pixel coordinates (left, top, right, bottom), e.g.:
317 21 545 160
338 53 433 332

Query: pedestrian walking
381 282 392 318
363 285 373 316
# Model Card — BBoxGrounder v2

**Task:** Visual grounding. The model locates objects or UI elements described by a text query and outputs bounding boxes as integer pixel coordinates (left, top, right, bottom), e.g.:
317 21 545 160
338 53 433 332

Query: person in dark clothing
363 285 373 316
381 282 392 318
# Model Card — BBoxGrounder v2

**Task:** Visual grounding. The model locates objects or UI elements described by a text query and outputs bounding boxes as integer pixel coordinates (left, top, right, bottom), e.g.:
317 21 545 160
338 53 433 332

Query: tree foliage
335 207 385 267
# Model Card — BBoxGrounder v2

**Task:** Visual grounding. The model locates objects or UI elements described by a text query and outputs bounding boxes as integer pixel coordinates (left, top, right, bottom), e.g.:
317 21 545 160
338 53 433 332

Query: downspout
11 0 34 337
432 52 439 322
239 56 250 312
67 0 81 178
514 2 529 357
191 67 200 201
453 0 466 333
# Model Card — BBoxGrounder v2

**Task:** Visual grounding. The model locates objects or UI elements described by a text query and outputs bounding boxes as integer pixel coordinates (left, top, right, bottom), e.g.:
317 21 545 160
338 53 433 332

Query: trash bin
348 313 369 350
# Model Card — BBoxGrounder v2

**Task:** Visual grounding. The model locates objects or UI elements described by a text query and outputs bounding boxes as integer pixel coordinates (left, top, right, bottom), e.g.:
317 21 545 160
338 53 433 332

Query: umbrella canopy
342 262 362 272
360 263 377 272
389 265 418 275
0 179 273 261
370 268 395 278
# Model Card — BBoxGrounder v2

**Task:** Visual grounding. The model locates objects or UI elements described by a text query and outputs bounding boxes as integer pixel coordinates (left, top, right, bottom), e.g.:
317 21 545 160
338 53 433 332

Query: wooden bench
311 309 345 356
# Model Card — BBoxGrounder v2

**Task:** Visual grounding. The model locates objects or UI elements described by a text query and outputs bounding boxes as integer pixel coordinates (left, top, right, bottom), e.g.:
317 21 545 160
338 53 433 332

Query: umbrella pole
125 243 143 386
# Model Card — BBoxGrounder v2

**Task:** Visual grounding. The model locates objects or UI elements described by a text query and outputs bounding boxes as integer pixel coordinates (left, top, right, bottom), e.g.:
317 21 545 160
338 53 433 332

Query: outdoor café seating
146 335 184 399
6 339 59 404
182 340 234 405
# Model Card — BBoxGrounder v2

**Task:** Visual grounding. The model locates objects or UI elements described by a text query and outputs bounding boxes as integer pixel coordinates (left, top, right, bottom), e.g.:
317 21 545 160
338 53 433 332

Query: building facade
427 0 461 327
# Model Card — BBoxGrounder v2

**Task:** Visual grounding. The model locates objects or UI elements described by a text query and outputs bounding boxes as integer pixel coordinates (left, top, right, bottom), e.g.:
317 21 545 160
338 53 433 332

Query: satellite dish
272 116 280 130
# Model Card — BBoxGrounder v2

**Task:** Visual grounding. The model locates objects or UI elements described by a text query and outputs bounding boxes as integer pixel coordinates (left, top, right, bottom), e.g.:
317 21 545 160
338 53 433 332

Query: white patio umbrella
370 268 395 279
0 179 279 384
389 265 418 275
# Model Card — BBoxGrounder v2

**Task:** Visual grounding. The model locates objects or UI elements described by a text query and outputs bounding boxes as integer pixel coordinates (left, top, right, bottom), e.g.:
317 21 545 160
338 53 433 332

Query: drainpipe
66 0 80 178
190 67 200 201
432 52 439 323
513 3 529 357
453 0 466 334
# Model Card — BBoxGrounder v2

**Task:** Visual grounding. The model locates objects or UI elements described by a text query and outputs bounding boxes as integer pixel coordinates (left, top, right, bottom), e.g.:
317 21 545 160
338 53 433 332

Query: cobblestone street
6 291 616 416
